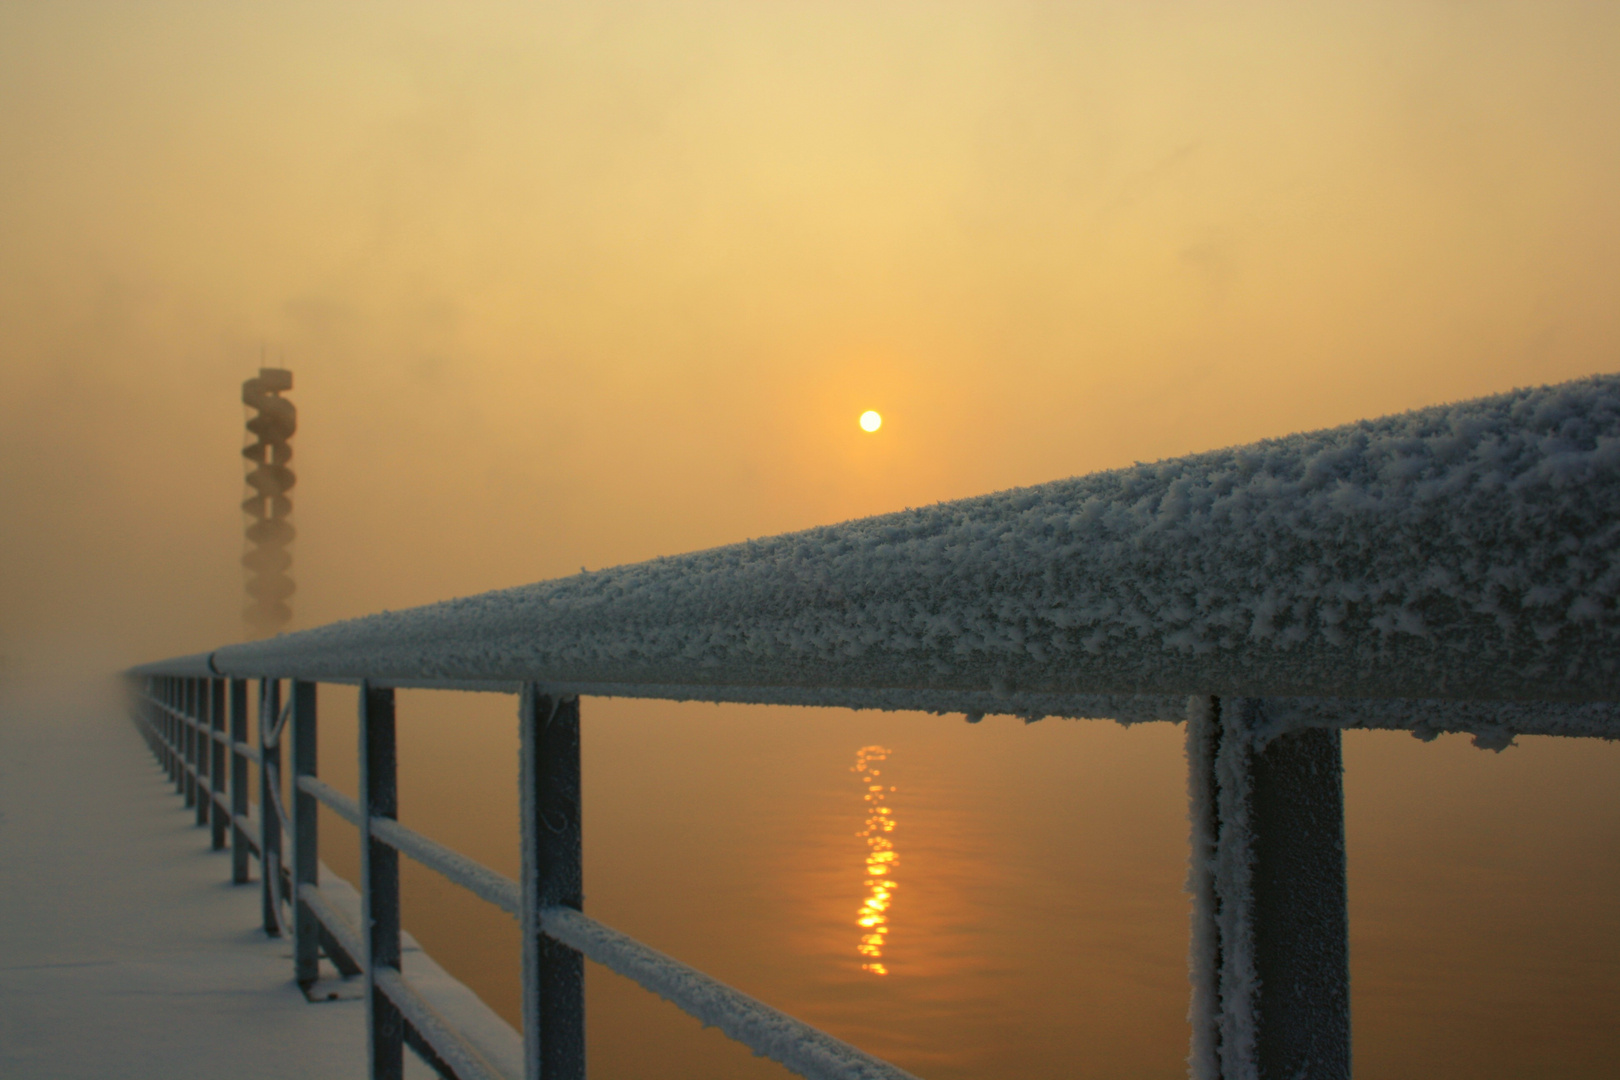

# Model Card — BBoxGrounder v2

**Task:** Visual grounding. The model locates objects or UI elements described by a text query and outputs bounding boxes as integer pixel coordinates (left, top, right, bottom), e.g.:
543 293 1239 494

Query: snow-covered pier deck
0 685 445 1079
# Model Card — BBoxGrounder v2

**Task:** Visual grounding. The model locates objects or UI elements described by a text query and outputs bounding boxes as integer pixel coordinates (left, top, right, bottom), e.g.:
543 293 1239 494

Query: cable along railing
127 374 1620 1080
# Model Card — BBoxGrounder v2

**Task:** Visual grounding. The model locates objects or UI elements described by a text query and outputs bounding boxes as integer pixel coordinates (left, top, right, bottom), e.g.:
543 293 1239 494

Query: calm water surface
303 690 1620 1080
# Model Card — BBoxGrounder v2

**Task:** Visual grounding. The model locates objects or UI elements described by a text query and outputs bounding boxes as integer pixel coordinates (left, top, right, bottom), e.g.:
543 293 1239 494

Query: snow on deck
0 682 439 1080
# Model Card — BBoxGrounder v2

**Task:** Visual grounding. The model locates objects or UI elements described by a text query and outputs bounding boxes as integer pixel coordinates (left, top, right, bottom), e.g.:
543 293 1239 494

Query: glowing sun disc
860 410 883 432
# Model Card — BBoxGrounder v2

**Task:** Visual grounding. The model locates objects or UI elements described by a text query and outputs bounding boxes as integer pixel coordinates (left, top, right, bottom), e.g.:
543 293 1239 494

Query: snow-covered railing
127 375 1620 1080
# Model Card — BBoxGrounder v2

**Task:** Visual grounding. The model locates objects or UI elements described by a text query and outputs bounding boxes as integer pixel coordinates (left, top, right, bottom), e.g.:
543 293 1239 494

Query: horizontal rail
297 775 362 827
341 799 911 1080
182 376 1620 714
135 692 264 759
297 882 364 973
298 878 523 1080
234 815 261 856
298 778 520 920
139 677 1617 745
129 651 218 678
373 967 506 1080
368 816 520 917
539 906 919 1080
292 675 523 694
153 702 205 730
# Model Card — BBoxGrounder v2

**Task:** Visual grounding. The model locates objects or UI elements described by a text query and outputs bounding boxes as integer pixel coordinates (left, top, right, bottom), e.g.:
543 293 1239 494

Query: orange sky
3 1 1618 672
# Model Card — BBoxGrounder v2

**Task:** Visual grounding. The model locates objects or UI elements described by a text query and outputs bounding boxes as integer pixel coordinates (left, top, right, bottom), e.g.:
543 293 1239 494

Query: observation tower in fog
241 368 296 637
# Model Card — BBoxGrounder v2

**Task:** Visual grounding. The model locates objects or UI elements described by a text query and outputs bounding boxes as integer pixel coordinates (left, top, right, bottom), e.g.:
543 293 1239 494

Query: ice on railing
213 376 1620 733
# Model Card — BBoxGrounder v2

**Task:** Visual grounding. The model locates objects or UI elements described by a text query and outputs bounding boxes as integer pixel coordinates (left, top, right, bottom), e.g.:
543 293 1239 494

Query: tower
242 368 297 636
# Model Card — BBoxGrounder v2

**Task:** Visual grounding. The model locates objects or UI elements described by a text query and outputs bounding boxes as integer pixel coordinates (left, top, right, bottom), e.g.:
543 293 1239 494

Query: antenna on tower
241 367 297 636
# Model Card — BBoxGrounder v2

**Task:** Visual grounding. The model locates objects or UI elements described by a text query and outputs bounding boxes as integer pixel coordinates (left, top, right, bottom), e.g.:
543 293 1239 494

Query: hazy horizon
5 2 1619 675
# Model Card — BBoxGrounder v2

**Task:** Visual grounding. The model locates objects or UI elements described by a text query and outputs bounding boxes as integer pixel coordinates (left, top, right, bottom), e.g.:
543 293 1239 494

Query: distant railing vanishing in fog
128 374 1620 1080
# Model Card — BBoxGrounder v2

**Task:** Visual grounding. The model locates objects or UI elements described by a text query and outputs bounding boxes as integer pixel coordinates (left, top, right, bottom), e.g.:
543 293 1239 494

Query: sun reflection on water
853 745 898 975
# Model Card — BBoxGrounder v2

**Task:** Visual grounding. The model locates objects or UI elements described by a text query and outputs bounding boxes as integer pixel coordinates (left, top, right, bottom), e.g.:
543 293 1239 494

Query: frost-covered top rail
146 376 1620 733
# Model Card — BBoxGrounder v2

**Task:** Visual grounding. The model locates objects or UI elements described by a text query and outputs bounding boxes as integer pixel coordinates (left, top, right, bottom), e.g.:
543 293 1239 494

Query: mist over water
4 3 1620 1077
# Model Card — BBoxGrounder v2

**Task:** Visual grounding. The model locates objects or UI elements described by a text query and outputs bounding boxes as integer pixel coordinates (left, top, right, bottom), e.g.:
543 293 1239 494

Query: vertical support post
182 683 192 803
291 679 320 988
155 679 164 767
186 678 195 796
230 679 251 884
194 679 204 804
210 679 229 850
1251 722 1350 1079
140 679 150 756
162 678 171 776
195 677 211 827
260 679 283 935
360 682 403 1080
138 678 148 754
194 678 205 809
1185 697 1350 1080
1186 697 1223 1080
171 678 182 788
167 678 179 785
181 679 193 804
520 683 585 1080
155 679 165 773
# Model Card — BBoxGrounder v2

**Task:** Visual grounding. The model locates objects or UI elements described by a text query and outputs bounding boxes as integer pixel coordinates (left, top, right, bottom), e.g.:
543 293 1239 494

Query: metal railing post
194 677 211 827
137 678 147 754
230 680 251 880
167 677 179 785
360 682 404 1080
183 677 192 797
169 677 179 785
291 679 320 988
184 678 197 806
153 678 164 772
174 677 182 779
260 678 284 935
520 683 585 1080
210 679 228 850
1187 697 1350 1080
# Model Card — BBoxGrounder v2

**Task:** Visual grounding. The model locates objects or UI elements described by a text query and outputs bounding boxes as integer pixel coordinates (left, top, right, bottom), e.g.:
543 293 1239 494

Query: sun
859 410 883 433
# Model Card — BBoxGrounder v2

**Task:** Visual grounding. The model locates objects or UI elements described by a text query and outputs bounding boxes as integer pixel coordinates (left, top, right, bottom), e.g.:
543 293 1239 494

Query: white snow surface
0 682 441 1079
199 376 1620 732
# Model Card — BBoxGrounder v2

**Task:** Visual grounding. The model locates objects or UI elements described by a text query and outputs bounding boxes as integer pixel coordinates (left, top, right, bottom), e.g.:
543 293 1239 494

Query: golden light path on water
853 746 898 975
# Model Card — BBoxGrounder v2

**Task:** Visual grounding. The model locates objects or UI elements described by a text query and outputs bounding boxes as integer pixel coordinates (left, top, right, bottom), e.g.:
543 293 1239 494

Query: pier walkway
0 682 437 1079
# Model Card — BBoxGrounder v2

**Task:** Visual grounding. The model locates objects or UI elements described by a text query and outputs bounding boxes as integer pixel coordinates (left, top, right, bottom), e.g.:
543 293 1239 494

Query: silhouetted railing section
128 376 1620 1080
128 672 915 1080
